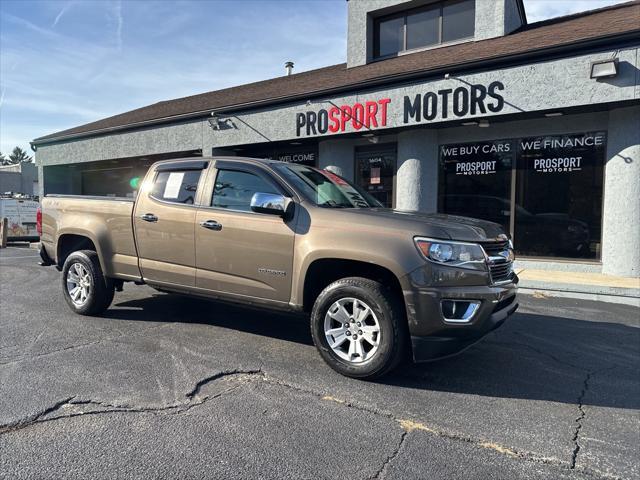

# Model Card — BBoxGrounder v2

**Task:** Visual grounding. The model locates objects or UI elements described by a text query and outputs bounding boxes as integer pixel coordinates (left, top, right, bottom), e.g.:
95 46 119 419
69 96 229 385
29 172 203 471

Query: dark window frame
373 0 475 60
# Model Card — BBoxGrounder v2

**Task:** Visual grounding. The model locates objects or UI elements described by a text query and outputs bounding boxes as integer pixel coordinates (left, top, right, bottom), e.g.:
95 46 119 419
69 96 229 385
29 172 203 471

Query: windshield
274 164 383 208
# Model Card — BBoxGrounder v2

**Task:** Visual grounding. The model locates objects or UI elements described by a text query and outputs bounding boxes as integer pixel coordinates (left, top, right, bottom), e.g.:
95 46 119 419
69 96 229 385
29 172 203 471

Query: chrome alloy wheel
66 262 92 306
324 297 381 364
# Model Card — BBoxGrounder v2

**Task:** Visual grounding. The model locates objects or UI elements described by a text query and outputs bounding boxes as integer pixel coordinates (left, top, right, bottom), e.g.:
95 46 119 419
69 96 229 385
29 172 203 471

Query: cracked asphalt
1 245 639 479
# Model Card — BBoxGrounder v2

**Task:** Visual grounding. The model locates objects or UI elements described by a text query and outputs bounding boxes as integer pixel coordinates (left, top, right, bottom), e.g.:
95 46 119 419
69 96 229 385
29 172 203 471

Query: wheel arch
301 257 405 314
56 231 105 273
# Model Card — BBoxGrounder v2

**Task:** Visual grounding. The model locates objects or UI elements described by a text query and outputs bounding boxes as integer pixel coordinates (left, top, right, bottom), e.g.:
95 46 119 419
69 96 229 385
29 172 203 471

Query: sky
0 0 631 155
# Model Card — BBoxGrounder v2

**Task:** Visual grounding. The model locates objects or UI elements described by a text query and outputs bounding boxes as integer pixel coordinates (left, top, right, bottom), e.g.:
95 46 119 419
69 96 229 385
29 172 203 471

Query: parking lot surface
1 245 638 479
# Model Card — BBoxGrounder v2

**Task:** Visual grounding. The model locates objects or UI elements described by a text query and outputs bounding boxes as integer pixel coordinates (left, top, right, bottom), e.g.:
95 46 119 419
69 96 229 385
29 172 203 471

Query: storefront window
438 132 606 260
438 140 514 233
514 132 606 259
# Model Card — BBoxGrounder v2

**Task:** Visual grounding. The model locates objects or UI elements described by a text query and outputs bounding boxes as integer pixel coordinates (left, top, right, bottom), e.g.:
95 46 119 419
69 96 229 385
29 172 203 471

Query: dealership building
32 0 640 277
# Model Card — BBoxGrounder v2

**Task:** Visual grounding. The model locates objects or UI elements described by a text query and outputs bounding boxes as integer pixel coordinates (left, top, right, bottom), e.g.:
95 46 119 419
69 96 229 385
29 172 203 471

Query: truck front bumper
402 266 518 362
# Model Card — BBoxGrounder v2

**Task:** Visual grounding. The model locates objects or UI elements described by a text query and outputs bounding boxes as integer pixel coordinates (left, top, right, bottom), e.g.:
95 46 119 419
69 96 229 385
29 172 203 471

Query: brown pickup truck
39 156 518 378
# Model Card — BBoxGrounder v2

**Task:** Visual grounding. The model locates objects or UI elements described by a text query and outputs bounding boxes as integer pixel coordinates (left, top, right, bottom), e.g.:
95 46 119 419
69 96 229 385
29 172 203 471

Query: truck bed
40 195 141 281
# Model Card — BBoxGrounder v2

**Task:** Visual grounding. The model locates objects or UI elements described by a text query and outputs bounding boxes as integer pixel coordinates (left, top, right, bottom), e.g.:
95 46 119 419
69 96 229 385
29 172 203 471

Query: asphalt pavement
1 245 638 479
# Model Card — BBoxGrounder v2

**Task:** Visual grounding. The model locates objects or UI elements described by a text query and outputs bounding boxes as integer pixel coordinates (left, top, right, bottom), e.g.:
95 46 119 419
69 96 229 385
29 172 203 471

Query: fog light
441 300 481 323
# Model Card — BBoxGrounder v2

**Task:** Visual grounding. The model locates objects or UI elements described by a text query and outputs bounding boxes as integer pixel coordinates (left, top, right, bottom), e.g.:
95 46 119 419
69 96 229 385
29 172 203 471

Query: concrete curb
518 285 640 307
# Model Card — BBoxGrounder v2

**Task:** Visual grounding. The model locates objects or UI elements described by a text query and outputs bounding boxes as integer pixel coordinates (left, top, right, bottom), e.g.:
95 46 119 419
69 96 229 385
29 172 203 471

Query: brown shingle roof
33 0 640 144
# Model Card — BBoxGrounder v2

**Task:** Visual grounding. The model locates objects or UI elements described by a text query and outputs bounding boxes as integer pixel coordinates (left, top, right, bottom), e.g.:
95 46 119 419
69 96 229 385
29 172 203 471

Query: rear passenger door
134 161 207 286
195 162 296 303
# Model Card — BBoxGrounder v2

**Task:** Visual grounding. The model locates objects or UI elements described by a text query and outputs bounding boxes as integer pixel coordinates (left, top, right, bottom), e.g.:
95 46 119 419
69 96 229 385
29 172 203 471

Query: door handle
140 213 158 223
200 220 222 231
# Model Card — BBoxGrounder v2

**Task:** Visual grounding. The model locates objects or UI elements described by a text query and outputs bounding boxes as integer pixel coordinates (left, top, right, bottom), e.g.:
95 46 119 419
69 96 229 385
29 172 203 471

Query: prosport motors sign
296 99 391 137
295 81 505 137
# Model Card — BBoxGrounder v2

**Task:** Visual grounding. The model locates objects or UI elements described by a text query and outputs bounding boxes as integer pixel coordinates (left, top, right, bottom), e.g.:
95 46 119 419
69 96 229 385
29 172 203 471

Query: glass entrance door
355 144 397 208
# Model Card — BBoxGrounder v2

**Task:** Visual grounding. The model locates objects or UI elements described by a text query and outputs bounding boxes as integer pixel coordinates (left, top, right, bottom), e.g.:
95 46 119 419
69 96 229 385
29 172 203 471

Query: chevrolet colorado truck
39 157 518 379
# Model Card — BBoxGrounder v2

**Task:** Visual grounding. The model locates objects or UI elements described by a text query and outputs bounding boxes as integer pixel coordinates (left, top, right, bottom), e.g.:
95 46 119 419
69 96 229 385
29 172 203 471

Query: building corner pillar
601 106 640 277
396 130 438 212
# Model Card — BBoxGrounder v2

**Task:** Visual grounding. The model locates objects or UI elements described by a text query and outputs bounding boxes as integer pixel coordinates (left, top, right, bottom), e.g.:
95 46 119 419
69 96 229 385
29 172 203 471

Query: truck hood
344 208 507 242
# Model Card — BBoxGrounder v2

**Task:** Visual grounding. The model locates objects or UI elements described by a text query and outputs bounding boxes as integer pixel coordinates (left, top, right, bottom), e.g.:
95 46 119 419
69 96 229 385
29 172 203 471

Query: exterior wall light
208 114 235 130
478 119 490 128
462 121 478 126
590 58 619 79
545 112 564 117
208 114 220 130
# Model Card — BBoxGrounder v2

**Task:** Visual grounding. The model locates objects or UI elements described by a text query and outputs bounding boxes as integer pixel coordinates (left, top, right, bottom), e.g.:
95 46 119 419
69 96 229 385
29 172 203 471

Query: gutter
31 29 640 148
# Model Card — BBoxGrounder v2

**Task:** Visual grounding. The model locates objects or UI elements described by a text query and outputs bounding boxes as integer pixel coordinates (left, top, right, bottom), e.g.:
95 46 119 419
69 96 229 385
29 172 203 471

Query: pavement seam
0 396 76 435
265 374 632 480
260 375 574 473
0 368 621 480
0 369 261 435
569 365 617 476
570 370 591 469
367 430 407 480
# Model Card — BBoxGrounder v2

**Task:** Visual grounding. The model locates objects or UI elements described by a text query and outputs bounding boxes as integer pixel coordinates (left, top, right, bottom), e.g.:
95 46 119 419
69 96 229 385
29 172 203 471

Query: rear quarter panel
41 196 140 280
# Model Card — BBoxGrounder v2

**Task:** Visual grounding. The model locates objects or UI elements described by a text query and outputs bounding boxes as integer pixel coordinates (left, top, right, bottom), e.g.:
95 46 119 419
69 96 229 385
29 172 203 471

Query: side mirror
250 192 288 216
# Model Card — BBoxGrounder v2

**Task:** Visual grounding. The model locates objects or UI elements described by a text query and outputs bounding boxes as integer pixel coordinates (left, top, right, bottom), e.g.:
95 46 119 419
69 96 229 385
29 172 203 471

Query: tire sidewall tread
310 276 406 380
61 250 114 316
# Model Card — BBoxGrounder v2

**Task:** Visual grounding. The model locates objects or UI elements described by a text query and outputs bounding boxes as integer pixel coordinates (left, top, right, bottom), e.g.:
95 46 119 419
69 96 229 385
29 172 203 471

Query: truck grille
480 240 514 284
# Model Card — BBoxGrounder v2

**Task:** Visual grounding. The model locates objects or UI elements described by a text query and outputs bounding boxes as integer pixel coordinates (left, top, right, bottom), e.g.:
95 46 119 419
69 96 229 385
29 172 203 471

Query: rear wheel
310 277 407 379
62 250 114 316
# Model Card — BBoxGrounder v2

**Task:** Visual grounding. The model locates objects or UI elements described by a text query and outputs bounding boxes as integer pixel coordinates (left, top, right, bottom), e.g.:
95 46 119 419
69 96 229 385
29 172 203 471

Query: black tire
61 250 114 316
310 277 407 379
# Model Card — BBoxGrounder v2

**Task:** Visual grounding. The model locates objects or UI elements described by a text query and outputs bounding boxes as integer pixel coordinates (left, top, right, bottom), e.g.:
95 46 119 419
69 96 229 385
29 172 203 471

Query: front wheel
62 250 114 316
310 277 407 379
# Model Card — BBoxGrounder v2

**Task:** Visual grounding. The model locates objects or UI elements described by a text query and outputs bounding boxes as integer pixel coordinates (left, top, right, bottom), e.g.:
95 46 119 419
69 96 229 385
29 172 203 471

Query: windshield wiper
319 201 349 208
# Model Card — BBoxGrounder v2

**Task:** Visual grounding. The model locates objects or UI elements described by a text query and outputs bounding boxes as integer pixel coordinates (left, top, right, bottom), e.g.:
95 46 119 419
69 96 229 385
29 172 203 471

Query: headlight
414 237 487 270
